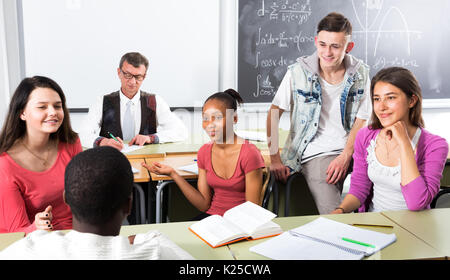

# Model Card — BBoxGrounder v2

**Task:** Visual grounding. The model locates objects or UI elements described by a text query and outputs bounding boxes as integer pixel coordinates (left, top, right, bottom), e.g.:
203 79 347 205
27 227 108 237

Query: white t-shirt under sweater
367 128 422 212
272 72 371 163
0 229 194 260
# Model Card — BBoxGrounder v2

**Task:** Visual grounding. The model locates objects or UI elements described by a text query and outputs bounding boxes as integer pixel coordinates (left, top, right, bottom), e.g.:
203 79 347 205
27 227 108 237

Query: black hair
203 88 244 111
64 146 133 225
317 12 352 36
0 76 78 154
119 52 149 71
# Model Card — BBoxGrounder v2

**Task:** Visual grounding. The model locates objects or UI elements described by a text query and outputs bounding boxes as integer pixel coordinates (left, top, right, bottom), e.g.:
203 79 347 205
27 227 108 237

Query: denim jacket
281 51 370 172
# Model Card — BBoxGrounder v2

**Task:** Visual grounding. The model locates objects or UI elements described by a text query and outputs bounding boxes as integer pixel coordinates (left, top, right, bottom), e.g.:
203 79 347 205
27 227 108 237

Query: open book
250 217 397 260
189 201 282 248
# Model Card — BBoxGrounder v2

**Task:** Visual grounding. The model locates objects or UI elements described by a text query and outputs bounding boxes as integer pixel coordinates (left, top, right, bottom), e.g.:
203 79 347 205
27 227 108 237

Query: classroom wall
1 1 450 146
0 1 9 127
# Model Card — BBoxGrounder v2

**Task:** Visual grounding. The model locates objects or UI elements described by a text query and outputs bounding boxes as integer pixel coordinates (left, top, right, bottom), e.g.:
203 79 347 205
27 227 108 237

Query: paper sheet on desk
121 145 145 154
132 167 139 173
177 163 198 174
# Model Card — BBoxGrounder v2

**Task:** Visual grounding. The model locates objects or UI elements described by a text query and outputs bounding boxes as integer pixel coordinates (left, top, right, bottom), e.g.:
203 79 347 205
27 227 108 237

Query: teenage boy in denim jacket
267 12 371 214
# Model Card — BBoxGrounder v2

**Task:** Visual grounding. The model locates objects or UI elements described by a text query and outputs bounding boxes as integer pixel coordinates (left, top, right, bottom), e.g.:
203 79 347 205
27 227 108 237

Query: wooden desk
382 208 450 258
145 155 198 223
127 158 151 223
227 212 444 260
124 129 288 159
0 232 25 251
145 154 198 181
119 221 234 260
128 158 150 183
1 210 446 260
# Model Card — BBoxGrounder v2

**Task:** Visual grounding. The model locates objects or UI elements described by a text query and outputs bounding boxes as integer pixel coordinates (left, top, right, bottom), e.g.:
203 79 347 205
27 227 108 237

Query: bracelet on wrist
335 207 345 213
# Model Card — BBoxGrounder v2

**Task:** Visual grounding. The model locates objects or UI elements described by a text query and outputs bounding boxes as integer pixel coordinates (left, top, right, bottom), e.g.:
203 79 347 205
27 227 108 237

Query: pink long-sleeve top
0 138 82 233
348 127 448 212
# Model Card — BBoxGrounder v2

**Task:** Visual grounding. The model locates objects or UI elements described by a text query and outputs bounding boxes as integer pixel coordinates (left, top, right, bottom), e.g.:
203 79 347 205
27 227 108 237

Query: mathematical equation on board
252 0 314 98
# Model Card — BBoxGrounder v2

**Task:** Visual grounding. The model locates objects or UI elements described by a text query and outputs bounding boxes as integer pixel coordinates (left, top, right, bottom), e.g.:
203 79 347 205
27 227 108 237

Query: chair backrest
284 172 319 216
431 187 450 208
260 168 279 215
260 167 270 205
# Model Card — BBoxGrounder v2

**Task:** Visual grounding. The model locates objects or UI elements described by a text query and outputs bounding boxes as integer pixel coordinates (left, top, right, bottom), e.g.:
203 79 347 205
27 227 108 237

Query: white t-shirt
272 71 371 163
0 229 194 260
367 128 422 212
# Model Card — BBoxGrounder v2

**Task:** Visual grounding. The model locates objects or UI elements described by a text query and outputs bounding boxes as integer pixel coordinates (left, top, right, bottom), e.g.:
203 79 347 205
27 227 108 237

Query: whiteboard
21 0 220 109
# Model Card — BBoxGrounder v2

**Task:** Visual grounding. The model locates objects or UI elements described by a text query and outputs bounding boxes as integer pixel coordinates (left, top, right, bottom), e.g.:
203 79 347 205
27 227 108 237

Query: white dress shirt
80 90 188 147
0 230 195 260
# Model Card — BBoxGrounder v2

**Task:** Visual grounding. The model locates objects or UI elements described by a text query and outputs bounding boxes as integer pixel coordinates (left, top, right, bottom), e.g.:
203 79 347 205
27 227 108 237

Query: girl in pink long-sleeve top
332 67 448 214
0 76 82 233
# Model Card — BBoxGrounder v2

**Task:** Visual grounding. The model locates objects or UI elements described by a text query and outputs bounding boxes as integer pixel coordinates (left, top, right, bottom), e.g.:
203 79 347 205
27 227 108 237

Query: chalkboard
238 0 450 103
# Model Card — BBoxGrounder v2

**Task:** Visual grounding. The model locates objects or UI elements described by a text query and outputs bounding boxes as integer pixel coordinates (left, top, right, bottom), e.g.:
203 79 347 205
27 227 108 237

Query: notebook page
223 201 276 235
249 231 363 260
292 217 396 255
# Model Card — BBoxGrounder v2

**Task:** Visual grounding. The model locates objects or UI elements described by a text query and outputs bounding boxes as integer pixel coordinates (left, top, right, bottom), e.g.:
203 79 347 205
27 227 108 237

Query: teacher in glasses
81 52 187 150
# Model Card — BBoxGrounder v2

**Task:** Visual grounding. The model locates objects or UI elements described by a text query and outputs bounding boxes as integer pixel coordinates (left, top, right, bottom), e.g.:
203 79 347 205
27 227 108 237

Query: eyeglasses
120 69 146 81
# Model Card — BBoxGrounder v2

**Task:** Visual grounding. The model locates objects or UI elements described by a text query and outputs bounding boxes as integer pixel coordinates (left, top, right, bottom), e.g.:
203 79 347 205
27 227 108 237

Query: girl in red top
0 76 82 233
144 89 265 218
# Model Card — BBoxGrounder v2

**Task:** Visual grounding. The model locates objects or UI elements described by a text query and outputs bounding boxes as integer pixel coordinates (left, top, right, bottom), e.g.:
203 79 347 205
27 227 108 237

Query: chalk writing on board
351 0 422 66
239 0 450 102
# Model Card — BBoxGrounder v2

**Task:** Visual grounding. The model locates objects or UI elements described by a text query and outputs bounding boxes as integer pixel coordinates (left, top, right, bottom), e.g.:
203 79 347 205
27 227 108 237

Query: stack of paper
250 217 396 260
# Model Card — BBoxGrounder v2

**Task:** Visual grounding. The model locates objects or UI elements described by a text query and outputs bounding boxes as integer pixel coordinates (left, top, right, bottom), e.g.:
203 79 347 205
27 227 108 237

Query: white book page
189 215 247 247
251 221 283 239
223 202 276 236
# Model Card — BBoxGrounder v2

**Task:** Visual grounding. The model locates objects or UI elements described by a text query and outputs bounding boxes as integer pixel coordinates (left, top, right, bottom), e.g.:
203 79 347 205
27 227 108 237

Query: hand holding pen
99 132 124 151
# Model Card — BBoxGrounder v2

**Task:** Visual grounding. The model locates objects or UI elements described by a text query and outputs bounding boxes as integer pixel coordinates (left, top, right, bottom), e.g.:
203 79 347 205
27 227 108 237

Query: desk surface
124 130 289 159
382 208 450 257
145 154 198 181
0 232 25 251
128 158 150 183
1 210 447 260
228 212 444 260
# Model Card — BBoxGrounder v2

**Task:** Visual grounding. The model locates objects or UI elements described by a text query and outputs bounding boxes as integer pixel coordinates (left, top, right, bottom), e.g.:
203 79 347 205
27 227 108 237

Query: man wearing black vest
82 52 188 149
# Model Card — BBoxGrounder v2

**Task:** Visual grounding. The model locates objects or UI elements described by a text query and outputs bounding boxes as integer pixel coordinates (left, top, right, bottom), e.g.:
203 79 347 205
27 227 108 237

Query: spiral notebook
249 217 396 260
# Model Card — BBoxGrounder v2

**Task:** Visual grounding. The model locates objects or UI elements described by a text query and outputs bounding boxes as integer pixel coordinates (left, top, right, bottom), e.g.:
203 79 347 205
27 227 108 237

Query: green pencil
107 131 119 142
341 237 375 248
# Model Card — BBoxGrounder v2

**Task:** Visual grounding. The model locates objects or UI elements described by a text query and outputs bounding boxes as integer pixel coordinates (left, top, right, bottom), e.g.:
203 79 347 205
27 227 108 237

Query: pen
350 223 393 228
108 131 119 142
341 237 375 248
